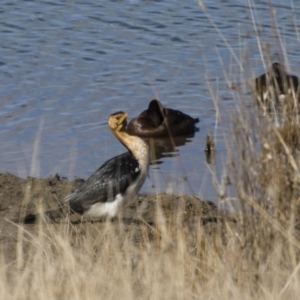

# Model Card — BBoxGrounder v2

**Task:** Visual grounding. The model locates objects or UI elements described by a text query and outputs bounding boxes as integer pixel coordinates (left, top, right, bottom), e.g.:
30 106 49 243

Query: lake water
1 0 300 202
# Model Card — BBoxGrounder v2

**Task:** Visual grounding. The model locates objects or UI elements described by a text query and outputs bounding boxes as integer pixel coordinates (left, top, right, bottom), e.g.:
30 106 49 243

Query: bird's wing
164 109 197 127
65 152 140 214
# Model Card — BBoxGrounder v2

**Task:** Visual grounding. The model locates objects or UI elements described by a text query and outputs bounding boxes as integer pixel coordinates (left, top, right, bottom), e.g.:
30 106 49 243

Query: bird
22 111 150 224
127 99 199 138
254 62 300 106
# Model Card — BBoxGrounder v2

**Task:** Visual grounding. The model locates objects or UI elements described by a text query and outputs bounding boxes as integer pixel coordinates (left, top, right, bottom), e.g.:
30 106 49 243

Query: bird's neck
113 130 149 167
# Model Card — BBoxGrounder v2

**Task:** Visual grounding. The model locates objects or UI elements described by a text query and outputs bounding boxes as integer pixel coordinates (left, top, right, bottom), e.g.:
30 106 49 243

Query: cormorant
22 111 150 223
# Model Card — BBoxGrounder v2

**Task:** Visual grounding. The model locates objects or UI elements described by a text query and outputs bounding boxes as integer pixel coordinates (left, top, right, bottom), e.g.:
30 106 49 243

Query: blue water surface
1 0 300 202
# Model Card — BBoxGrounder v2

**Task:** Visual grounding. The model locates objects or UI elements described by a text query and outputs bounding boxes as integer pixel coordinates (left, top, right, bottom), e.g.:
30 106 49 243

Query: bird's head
108 111 128 132
147 99 165 126
271 62 286 77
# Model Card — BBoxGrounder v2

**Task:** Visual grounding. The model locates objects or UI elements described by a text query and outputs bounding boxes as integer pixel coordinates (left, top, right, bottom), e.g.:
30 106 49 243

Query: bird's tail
17 205 72 224
194 117 200 124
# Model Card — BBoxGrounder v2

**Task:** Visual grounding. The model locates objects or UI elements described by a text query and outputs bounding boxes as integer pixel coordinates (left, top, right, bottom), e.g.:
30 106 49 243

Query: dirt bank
0 173 234 264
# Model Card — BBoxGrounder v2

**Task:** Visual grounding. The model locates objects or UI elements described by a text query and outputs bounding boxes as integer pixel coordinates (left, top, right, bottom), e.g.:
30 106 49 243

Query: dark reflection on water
0 0 300 202
144 134 196 166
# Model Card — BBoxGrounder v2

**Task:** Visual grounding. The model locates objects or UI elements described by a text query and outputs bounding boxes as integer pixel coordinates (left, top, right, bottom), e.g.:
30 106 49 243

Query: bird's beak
118 112 128 125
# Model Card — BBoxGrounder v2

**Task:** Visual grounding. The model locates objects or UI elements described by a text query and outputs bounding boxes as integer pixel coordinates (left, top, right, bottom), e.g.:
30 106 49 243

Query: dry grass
2 192 300 300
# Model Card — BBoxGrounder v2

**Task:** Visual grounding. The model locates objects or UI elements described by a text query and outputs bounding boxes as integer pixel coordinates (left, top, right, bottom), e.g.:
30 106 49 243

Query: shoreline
0 172 227 223
0 172 236 263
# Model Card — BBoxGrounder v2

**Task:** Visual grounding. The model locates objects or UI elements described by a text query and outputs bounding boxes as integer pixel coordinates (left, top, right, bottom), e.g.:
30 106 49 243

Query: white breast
84 194 125 218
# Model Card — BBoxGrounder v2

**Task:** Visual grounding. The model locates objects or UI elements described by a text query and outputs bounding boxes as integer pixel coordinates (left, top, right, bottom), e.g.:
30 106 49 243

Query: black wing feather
67 152 140 214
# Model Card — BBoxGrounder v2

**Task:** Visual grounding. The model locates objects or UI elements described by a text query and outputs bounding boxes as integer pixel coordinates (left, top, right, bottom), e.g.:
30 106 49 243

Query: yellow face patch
118 112 128 125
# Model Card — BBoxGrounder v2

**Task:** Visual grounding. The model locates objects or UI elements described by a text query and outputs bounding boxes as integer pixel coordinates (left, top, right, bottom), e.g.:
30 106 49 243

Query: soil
0 172 236 264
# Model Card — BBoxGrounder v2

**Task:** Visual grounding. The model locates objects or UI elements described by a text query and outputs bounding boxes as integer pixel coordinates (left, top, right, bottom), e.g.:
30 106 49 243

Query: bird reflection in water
142 133 196 167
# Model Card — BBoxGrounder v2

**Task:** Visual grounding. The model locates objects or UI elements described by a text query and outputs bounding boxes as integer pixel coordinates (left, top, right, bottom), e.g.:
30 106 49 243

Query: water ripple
0 0 299 200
